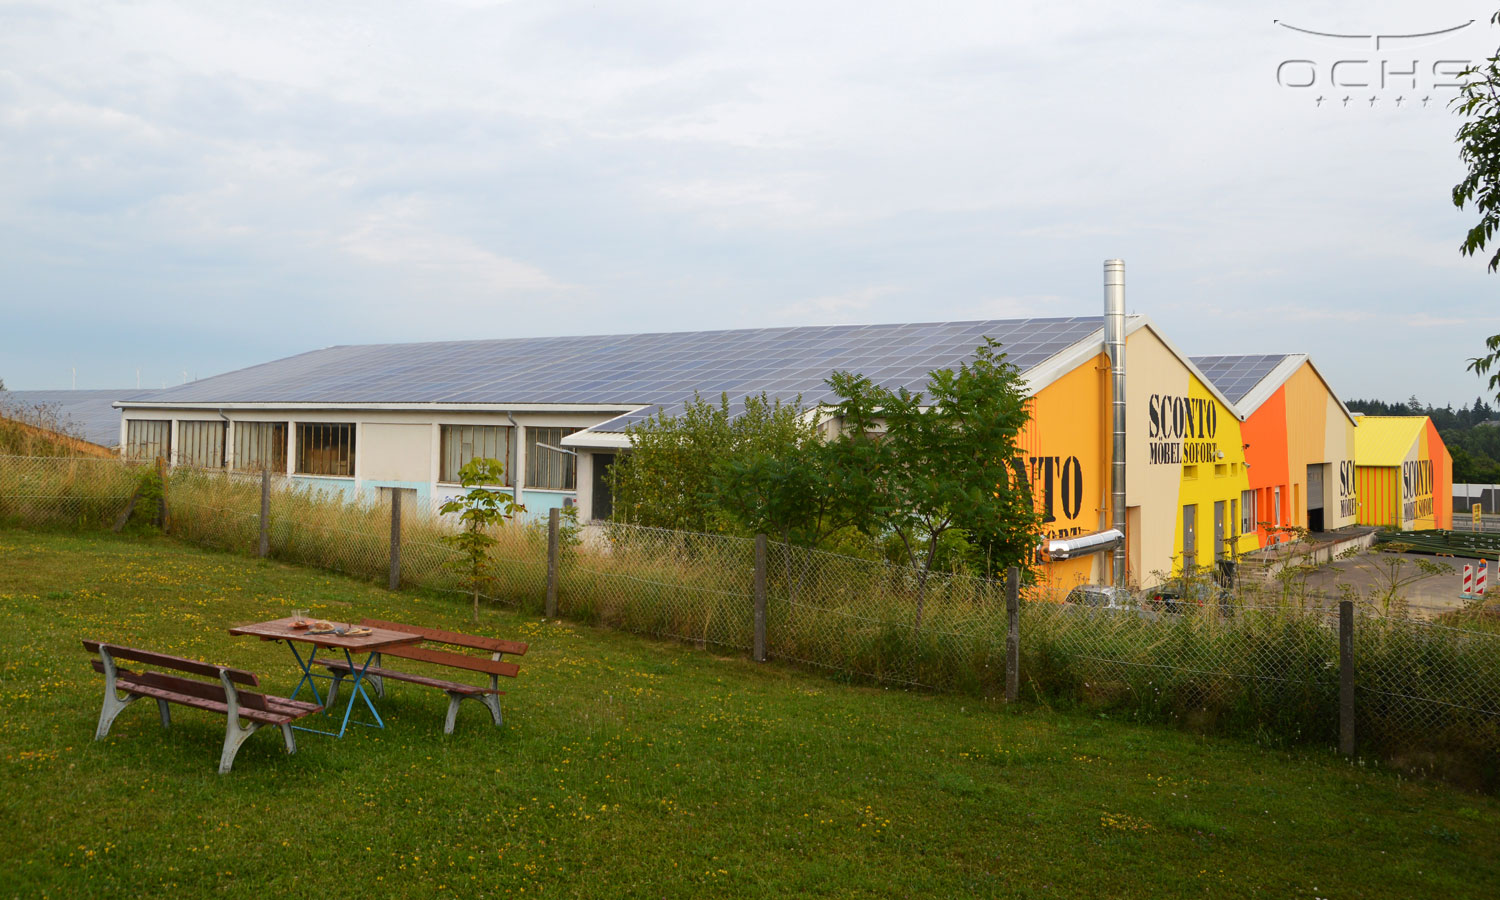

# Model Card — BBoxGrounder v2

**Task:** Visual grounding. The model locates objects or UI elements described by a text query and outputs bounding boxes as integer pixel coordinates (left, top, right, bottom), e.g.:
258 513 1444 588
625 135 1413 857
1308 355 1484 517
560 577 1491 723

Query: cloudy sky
2 1 1497 406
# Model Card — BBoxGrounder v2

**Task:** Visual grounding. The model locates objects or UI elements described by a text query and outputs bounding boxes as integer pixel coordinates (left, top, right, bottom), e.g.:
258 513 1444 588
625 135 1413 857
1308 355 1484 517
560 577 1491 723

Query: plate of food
306 621 337 635
345 626 373 637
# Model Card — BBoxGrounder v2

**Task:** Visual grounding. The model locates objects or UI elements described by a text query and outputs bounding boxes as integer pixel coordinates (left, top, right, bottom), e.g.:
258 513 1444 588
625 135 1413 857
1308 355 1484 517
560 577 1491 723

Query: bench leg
95 688 140 741
480 693 503 728
219 719 264 775
367 652 384 698
326 672 344 708
156 698 172 728
443 692 504 734
444 692 464 735
280 723 297 755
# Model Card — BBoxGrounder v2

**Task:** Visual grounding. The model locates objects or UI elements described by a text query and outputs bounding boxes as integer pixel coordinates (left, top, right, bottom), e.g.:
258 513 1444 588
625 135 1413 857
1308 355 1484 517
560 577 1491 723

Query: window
1273 486 1283 526
177 420 225 469
527 427 579 490
1240 490 1255 534
125 420 170 461
234 422 288 473
295 423 356 477
440 425 513 484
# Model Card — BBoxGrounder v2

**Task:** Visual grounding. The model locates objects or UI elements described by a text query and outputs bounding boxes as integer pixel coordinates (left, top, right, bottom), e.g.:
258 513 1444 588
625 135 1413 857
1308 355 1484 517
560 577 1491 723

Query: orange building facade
1025 328 1453 596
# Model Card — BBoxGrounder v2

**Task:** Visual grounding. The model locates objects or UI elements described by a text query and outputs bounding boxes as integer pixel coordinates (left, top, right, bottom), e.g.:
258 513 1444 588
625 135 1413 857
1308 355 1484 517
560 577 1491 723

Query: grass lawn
2 529 1498 899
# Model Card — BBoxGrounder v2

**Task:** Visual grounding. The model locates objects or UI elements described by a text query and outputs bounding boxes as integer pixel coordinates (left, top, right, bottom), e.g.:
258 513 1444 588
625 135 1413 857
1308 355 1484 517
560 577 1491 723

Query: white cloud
769 286 902 322
1 0 1497 405
338 202 570 300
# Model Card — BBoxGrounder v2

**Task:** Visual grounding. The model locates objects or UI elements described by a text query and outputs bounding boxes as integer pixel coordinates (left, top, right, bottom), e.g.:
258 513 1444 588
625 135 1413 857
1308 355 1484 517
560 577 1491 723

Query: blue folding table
229 617 423 738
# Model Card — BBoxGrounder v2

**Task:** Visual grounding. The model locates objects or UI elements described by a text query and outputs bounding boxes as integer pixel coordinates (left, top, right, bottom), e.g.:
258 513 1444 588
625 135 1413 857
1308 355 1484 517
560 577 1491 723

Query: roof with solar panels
117 315 1259 446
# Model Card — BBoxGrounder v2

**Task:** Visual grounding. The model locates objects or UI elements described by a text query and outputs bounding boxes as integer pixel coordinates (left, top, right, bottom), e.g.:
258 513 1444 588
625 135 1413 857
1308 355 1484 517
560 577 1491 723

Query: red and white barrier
1479 559 1489 596
1463 564 1474 596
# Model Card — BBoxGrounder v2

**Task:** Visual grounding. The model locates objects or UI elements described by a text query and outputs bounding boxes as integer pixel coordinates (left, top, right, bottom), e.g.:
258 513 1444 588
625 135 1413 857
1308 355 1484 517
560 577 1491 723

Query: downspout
1105 260 1127 590
506 411 524 511
217 409 231 470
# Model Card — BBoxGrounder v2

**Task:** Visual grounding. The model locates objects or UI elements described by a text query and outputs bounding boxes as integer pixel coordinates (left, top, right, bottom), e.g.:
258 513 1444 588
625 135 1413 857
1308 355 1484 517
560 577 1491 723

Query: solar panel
126 318 1111 429
1190 355 1295 405
1 389 142 446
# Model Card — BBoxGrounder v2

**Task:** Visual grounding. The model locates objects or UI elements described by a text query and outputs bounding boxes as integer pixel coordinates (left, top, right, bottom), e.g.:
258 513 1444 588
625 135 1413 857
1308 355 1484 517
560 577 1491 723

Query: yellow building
1352 416 1452 530
1021 316 1252 593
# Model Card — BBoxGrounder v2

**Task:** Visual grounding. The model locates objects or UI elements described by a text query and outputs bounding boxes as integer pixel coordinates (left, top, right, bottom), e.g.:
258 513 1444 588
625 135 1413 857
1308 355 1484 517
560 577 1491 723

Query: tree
710 440 845 548
439 457 523 623
825 338 1039 627
1455 13 1500 392
608 392 818 533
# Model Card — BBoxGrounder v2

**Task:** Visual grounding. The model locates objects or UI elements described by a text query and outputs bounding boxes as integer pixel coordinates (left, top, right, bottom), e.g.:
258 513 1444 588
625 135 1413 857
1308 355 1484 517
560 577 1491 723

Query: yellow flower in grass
1100 812 1151 832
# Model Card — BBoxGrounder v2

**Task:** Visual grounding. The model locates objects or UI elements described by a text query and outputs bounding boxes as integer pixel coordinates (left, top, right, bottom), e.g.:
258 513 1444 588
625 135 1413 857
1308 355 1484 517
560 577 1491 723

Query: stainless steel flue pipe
1104 260 1127 589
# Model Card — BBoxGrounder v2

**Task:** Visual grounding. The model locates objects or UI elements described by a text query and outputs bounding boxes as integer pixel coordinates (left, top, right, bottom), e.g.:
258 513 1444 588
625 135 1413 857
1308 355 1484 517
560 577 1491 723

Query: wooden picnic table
228 617 422 738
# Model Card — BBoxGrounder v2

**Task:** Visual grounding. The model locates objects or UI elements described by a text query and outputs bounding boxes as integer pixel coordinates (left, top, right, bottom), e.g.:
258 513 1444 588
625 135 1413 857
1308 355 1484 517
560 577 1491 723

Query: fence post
753 534 768 662
155 456 170 531
1005 566 1020 703
388 490 403 591
545 508 560 618
1339 599 1355 756
258 469 270 558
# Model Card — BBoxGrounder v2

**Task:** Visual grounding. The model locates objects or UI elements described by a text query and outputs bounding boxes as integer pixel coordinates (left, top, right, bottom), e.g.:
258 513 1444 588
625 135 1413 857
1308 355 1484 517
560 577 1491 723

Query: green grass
2 528 1499 899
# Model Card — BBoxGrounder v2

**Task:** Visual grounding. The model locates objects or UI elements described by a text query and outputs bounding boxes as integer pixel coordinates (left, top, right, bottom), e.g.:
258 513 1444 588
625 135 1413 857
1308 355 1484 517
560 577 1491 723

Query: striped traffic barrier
1462 564 1474 598
1479 559 1489 596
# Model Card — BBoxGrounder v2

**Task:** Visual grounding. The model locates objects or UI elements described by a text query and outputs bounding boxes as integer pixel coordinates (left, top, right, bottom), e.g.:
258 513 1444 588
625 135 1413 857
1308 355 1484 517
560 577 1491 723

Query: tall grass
3 455 1498 786
0 454 142 528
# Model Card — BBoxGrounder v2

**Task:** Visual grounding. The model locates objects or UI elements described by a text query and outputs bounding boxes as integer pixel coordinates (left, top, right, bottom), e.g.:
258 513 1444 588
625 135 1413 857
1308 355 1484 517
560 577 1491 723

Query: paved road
1295 550 1487 618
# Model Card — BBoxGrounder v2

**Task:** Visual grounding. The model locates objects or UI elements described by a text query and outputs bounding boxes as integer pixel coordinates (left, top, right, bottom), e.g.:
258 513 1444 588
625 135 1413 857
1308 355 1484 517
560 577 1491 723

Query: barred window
526 427 578 490
234 422 288 473
177 421 225 469
125 420 171 461
1240 490 1255 534
295 423 356 477
440 425 513 485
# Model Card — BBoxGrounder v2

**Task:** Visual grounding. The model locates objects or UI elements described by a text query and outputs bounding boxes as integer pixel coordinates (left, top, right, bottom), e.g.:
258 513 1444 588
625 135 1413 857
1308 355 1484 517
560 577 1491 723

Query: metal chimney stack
1104 260 1127 589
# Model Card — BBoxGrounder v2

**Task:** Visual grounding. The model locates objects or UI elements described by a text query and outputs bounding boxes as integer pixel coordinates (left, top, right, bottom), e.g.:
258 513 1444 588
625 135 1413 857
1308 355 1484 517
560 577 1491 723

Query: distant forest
1345 397 1500 483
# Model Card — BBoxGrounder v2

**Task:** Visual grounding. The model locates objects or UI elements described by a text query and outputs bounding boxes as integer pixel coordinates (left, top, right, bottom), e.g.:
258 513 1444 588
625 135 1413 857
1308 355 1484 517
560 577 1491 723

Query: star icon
1342 95 1352 107
1315 96 1326 107
1394 95 1405 107
1368 95 1378 107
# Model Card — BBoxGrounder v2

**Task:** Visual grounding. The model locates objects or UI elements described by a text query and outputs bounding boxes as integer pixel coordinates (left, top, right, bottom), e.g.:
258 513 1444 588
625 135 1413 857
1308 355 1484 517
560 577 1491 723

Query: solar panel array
1189 355 1295 405
128 318 1106 431
0 389 144 447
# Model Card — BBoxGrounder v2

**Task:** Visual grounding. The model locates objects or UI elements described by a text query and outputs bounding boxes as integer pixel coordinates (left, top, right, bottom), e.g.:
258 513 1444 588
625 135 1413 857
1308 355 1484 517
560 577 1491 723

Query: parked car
1144 578 1232 616
1064 585 1138 610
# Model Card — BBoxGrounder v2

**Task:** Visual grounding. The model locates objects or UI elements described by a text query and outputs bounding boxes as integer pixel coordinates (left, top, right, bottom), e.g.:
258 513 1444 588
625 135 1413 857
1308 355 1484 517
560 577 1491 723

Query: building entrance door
1307 464 1326 533
1213 500 1226 562
1182 504 1197 571
592 453 616 521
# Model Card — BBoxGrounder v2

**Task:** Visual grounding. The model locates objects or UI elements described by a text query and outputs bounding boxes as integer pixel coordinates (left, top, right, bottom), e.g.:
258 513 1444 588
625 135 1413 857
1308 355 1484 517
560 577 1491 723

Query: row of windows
125 421 578 490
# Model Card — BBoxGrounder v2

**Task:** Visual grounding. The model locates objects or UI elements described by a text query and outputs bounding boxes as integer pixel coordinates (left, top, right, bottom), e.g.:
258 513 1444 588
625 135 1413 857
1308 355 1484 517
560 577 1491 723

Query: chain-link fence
2 454 1498 780
0 454 144 527
1355 612 1500 767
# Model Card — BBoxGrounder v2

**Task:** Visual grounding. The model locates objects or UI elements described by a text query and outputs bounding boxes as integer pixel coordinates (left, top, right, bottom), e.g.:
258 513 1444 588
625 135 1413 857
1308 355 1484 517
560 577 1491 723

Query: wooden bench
316 619 526 734
83 640 322 774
